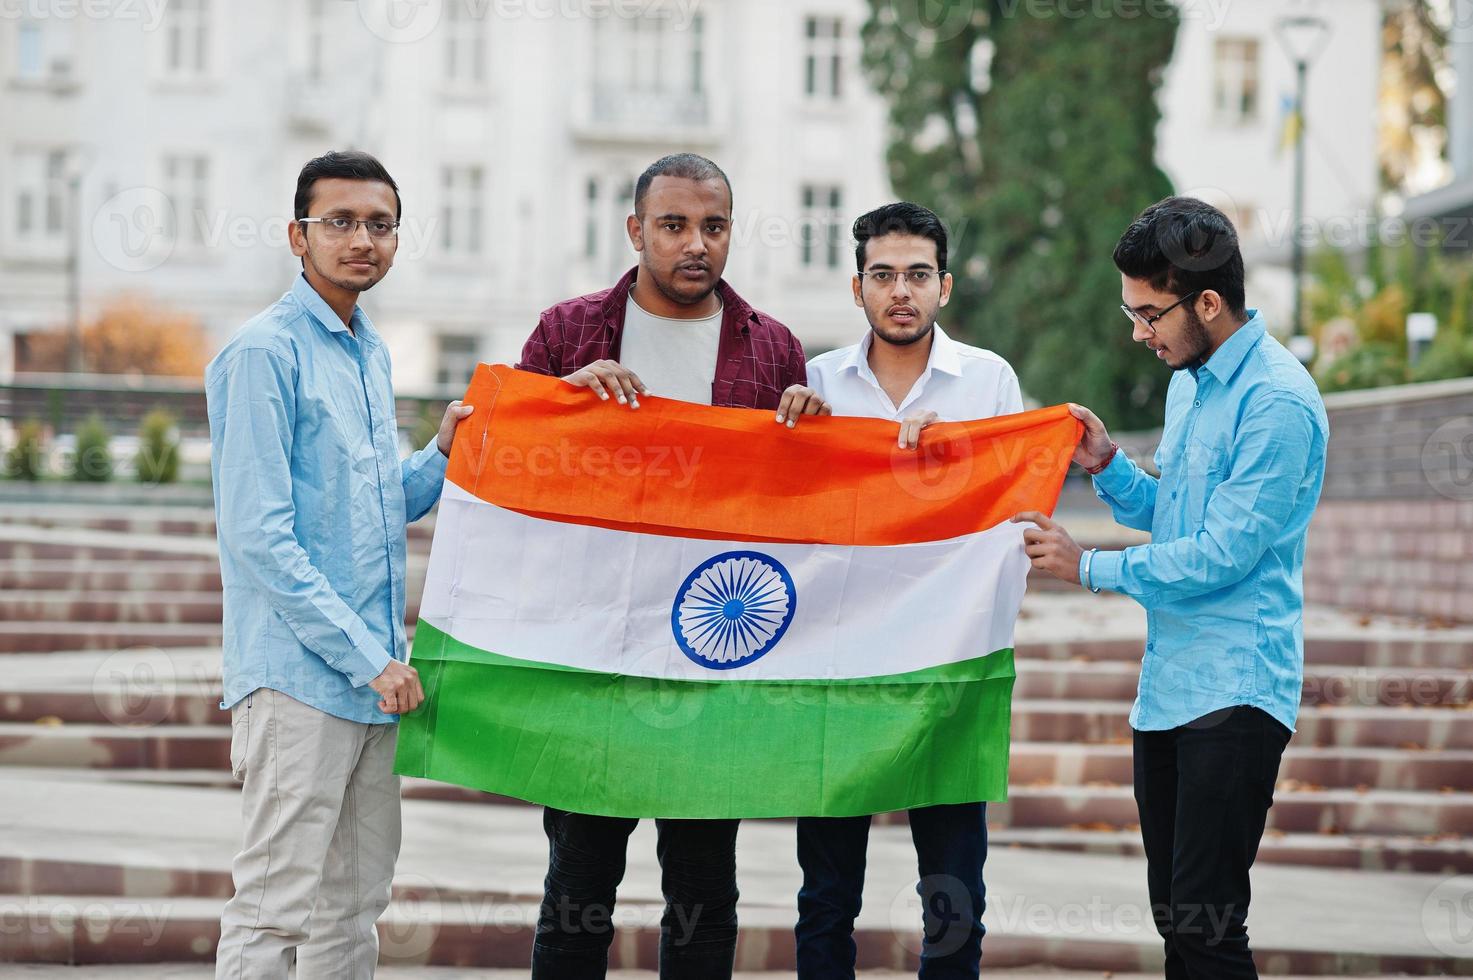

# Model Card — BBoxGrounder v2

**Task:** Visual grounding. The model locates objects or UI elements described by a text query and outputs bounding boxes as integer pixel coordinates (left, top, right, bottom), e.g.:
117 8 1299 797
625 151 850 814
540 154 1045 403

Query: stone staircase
1 504 1471 973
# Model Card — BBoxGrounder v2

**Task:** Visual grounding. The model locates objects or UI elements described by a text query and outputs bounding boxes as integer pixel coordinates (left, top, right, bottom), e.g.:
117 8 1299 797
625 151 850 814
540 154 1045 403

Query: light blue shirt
1082 312 1328 733
206 274 447 724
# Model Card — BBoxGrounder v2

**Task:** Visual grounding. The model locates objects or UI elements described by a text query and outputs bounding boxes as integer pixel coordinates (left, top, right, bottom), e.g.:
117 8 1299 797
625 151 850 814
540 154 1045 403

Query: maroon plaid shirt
516 266 807 410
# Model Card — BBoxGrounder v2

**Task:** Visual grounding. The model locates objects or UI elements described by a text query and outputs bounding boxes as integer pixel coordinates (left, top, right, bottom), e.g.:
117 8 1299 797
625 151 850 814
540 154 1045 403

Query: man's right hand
369 659 425 715
1068 403 1115 471
563 360 649 409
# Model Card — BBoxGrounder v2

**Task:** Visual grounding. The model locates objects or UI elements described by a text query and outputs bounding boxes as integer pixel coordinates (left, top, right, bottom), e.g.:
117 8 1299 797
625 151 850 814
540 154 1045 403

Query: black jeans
795 803 988 980
531 807 740 980
1133 705 1291 980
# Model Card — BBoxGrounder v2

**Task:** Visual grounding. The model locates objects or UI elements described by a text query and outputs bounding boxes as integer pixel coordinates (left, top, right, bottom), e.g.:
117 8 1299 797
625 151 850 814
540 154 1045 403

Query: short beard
1177 305 1213 368
647 265 716 308
871 318 935 347
305 245 381 294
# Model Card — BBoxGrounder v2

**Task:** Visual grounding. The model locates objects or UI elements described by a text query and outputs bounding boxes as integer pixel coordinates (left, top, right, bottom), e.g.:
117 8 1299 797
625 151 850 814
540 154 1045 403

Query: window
804 16 843 100
12 148 70 247
799 184 843 270
162 154 211 247
584 179 599 259
162 0 212 77
444 0 486 87
592 13 703 98
303 0 326 82
440 165 484 256
1212 38 1259 125
13 17 74 82
435 334 481 387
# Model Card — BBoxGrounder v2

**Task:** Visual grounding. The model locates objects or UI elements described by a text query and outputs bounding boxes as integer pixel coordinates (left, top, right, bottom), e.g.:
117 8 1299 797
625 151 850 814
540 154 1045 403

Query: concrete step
0 623 224 654
992 828 1473 876
1014 660 1473 709
4 890 1469 974
1011 700 1473 750
7 723 1469 795
0 505 438 542
1014 635 1473 670
0 559 223 593
0 590 422 627
0 774 1462 974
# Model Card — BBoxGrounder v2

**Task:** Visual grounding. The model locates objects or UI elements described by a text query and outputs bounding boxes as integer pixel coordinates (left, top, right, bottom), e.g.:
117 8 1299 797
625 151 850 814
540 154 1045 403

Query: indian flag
395 364 1080 819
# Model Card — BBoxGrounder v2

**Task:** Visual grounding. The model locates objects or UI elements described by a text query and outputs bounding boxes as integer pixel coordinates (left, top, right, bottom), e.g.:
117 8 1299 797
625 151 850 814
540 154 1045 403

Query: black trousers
1133 705 1292 980
531 807 740 980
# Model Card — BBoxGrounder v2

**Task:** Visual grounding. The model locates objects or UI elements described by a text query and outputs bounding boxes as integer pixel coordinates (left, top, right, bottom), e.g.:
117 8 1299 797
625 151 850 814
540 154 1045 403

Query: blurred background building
0 0 1383 394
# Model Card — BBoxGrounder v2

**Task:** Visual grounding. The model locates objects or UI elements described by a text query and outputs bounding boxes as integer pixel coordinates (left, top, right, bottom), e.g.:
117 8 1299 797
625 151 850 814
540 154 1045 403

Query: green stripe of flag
395 621 1015 818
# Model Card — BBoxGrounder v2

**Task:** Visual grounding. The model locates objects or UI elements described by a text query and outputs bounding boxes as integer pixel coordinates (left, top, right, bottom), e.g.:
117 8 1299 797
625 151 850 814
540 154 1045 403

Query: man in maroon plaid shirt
516 153 828 980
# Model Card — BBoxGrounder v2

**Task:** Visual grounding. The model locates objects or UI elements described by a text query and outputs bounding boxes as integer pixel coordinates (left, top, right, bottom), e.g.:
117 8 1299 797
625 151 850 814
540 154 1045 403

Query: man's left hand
438 400 475 457
1011 510 1083 585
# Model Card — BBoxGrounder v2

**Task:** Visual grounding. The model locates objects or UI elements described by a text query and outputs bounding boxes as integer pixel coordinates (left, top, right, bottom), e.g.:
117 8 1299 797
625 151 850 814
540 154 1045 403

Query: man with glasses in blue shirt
208 150 473 978
1018 197 1328 980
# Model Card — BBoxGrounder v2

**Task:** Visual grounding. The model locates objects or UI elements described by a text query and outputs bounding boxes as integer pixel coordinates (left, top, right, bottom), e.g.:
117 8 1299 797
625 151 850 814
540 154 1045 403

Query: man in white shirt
799 202 1023 980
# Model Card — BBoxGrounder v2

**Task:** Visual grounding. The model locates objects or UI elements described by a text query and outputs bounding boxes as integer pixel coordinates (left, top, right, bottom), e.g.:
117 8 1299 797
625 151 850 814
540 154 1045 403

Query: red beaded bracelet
1084 441 1119 476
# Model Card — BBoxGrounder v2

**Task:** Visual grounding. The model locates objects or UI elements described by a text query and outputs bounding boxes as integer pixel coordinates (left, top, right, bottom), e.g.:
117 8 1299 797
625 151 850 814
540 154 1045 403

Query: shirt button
1194 400 1201 407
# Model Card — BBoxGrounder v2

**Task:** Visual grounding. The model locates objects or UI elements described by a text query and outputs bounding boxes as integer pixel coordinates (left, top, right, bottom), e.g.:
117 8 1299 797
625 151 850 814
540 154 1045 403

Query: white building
1155 0 1383 332
0 0 1382 391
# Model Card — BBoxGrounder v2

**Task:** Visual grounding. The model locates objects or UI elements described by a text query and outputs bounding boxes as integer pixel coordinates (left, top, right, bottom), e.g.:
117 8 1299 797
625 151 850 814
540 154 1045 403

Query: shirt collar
1195 309 1264 385
291 273 376 346
840 323 961 379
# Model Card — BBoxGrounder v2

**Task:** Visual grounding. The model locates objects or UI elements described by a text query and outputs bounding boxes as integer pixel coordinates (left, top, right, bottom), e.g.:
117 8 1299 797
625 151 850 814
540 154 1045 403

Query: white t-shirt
619 295 723 406
806 325 1024 422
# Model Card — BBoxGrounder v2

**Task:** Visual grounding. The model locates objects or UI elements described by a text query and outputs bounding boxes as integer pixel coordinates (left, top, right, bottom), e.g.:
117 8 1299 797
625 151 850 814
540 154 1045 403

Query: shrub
135 409 180 484
71 415 113 482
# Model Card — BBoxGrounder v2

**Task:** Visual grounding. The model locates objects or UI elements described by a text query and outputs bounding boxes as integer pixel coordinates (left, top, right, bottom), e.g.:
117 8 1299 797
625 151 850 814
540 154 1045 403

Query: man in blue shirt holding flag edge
1018 196 1329 980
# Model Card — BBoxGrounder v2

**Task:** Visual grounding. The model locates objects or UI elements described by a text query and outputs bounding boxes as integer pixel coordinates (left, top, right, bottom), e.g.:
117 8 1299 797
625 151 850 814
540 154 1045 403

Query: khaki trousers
215 689 401 980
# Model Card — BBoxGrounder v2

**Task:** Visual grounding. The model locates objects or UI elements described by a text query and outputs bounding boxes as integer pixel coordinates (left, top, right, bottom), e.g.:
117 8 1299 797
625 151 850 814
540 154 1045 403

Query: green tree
861 1 1179 429
4 420 46 481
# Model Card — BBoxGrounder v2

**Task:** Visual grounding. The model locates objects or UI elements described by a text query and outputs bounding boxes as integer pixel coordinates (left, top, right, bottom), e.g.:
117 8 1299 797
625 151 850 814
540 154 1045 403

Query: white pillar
1453 0 1473 179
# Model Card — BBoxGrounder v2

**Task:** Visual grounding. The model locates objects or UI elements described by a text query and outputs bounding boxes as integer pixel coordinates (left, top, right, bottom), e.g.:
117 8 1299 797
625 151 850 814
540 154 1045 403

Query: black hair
1112 196 1246 317
633 153 732 217
294 150 402 222
852 202 948 272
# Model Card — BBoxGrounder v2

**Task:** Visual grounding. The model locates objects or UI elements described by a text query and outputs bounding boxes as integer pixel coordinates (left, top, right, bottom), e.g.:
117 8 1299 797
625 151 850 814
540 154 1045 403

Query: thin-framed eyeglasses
858 269 944 286
298 215 400 240
1120 289 1202 334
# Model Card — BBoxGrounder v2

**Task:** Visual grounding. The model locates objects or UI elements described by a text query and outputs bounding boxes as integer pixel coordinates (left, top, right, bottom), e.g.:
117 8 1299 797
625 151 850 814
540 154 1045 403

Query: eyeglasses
298 215 400 240
1120 290 1201 333
858 269 944 286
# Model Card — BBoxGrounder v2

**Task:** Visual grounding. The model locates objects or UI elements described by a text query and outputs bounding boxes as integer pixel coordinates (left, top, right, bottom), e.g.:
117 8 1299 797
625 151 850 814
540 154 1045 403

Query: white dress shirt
806 324 1024 422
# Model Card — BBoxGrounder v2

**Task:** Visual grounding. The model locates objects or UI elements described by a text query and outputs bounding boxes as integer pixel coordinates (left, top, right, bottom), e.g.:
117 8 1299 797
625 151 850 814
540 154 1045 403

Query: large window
162 154 211 247
1212 38 1260 125
160 0 213 78
799 184 844 270
11 148 70 248
440 165 485 256
444 0 487 87
803 16 843 100
435 334 481 387
13 16 75 83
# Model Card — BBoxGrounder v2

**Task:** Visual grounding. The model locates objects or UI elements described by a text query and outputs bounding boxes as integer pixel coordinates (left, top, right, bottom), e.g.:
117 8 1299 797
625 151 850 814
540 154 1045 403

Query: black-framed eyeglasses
1120 290 1201 333
858 269 945 287
298 215 400 240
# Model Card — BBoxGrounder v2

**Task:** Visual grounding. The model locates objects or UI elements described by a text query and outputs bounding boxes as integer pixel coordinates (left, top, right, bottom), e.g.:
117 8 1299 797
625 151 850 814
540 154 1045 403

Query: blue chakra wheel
670 551 797 670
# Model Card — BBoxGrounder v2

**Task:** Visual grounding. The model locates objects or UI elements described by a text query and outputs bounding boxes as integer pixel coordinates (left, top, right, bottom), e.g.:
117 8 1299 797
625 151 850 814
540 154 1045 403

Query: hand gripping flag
395 364 1081 818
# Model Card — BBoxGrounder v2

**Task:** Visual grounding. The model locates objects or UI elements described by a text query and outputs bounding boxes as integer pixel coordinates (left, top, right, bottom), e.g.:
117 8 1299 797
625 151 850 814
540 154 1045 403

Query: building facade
0 0 1381 391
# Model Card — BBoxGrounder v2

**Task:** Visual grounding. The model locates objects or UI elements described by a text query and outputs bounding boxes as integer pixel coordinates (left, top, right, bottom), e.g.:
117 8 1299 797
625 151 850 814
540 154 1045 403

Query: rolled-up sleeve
208 347 392 687
1091 450 1159 533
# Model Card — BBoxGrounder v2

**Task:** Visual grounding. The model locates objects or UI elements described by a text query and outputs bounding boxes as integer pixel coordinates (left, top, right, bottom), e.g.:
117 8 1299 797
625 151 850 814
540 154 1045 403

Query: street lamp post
1276 15 1332 353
